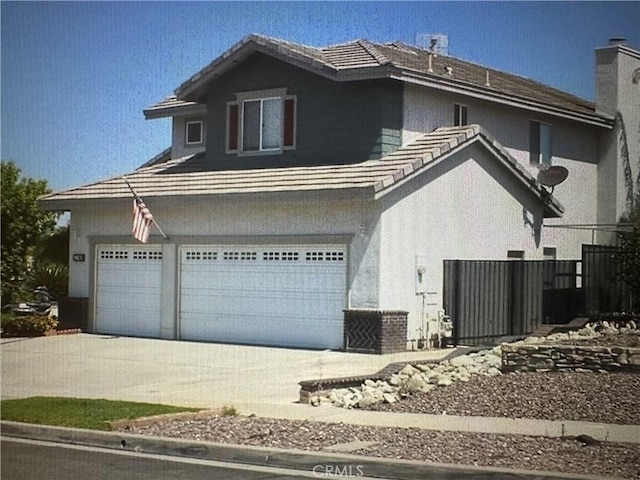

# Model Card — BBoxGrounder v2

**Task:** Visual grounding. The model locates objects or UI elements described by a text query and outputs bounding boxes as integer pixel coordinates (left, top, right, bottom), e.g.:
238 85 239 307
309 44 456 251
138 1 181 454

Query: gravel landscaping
121 415 640 479
367 370 640 424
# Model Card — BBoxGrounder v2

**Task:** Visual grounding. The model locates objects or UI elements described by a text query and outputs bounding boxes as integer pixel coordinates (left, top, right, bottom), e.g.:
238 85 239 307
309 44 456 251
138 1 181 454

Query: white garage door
95 245 163 337
179 245 347 349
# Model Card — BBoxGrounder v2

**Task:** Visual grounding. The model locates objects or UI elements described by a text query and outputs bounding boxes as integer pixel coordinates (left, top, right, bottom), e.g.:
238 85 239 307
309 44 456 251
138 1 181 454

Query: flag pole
122 176 169 240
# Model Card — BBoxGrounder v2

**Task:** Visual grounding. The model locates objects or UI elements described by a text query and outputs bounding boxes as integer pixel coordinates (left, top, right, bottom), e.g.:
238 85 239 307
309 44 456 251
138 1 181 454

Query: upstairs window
507 250 524 260
454 104 468 126
185 120 203 145
530 121 553 166
227 89 296 154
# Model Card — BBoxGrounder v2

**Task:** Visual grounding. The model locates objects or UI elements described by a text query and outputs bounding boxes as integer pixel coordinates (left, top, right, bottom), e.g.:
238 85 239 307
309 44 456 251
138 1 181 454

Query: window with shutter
226 89 296 155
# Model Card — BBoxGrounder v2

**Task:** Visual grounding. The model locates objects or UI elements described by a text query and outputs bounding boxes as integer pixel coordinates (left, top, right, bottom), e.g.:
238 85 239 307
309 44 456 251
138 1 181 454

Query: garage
95 245 163 337
179 245 347 349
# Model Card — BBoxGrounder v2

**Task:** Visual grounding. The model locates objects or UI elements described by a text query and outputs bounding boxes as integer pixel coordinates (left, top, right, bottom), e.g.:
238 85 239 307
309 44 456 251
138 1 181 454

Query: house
41 35 640 350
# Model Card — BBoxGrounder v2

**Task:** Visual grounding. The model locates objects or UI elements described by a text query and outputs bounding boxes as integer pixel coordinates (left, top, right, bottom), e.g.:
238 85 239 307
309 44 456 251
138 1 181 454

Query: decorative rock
399 364 420 377
486 367 501 376
383 392 398 404
450 355 475 367
437 377 453 387
416 363 432 372
629 354 640 366
404 376 430 393
388 374 401 386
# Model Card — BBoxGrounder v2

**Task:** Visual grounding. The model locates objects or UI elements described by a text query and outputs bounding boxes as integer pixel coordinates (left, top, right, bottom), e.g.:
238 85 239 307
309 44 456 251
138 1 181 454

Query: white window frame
454 103 468 127
228 88 295 156
530 120 553 166
185 120 204 145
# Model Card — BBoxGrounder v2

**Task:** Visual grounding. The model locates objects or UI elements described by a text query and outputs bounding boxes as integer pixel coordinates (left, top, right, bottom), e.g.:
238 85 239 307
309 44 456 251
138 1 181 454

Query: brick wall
344 309 407 354
57 297 89 331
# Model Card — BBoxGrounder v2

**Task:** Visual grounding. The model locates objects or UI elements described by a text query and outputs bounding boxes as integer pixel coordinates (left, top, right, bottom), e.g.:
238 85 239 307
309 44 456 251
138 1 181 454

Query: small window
454 104 468 126
185 121 203 145
530 121 552 166
507 250 524 260
227 89 296 154
543 247 557 261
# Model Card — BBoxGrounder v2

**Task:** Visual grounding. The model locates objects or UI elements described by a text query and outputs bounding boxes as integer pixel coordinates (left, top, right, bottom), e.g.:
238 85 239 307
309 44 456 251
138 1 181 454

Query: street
0 438 332 480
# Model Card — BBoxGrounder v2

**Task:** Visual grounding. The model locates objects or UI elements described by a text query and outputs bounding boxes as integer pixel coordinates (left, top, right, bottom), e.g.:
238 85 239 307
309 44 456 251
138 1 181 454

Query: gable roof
167 34 610 128
39 125 563 217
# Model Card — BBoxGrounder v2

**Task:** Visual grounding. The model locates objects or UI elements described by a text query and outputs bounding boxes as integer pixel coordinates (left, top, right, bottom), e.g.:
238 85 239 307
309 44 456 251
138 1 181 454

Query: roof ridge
356 39 391 66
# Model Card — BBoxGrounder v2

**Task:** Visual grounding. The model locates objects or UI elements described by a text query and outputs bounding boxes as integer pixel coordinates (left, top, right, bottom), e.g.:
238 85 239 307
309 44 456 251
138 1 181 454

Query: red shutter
228 103 239 151
283 98 295 147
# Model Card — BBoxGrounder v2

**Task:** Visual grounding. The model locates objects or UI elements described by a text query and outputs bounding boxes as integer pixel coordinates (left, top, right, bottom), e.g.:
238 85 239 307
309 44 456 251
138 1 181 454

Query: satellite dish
537 166 569 189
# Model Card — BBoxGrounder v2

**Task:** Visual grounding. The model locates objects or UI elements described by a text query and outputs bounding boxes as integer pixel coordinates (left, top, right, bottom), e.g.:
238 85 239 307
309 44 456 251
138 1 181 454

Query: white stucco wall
596 44 640 226
403 83 603 259
377 144 547 339
67 194 382 333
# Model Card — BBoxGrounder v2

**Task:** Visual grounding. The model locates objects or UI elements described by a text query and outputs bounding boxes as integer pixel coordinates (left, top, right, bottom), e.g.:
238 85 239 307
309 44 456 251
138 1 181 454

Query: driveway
1 334 450 410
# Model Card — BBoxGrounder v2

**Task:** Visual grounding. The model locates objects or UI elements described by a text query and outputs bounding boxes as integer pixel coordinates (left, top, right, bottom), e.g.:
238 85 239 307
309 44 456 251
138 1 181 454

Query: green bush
26 264 69 300
1 314 58 337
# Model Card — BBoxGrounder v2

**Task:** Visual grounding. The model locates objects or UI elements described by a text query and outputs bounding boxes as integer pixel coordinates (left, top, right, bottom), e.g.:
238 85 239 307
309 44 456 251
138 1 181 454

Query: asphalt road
0 438 339 480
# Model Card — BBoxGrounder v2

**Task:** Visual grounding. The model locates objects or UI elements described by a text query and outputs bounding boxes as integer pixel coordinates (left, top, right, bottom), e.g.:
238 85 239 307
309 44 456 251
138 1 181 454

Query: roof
40 125 563 217
155 34 610 128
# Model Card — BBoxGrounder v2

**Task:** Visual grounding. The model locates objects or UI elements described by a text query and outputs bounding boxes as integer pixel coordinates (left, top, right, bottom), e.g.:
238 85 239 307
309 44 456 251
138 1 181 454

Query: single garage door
95 245 163 337
179 245 347 349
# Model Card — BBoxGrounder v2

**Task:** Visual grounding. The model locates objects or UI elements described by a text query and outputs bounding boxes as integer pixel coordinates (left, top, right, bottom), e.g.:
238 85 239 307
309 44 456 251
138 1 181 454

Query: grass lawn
0 397 200 430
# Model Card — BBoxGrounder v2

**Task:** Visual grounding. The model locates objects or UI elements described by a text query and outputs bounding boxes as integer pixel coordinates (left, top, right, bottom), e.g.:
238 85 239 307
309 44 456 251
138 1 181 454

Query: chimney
595 38 636 116
608 37 627 46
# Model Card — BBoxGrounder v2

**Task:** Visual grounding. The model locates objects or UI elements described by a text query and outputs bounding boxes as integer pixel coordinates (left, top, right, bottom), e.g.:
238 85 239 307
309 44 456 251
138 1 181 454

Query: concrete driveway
1 334 450 411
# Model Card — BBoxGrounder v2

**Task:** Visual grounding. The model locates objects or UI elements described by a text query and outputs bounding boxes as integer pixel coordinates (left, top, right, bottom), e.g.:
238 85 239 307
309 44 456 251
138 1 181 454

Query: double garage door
95 244 347 349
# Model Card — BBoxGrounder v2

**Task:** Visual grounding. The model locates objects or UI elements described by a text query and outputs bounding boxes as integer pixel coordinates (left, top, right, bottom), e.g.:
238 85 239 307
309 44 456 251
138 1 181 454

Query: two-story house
41 35 639 350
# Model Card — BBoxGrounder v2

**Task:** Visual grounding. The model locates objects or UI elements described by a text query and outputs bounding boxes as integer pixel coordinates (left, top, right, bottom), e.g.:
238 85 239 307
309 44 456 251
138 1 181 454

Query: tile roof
40 125 563 217
168 34 609 127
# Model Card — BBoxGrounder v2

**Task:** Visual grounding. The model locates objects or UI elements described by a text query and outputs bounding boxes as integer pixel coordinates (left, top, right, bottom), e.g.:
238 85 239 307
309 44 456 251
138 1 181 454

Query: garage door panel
95 245 163 338
179 245 346 349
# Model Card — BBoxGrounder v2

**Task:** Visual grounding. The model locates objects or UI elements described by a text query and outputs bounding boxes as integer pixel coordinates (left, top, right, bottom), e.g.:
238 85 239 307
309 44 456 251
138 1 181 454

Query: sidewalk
242 403 640 444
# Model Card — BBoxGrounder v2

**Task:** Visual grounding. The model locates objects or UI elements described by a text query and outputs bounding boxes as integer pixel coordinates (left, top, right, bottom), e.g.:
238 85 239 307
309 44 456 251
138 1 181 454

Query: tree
618 207 640 311
1 162 57 304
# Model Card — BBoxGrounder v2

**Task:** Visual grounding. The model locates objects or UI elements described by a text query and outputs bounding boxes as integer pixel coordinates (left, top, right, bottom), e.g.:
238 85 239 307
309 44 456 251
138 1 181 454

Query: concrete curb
0 421 612 480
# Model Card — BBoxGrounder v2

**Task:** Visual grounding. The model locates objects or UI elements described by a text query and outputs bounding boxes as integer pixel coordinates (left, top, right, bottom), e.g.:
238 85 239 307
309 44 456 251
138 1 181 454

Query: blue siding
206 52 402 170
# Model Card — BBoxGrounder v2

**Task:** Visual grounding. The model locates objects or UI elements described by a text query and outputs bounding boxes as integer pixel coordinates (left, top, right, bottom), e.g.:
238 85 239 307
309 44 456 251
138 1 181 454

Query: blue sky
2 1 639 192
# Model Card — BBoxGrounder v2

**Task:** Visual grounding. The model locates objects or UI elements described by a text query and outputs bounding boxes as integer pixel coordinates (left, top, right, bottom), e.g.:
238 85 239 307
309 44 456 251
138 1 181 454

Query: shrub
1 314 58 337
26 264 69 300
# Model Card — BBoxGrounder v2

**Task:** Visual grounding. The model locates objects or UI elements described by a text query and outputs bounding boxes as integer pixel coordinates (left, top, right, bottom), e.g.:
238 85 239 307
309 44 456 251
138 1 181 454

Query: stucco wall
403 83 602 259
377 144 547 339
596 45 640 225
67 194 383 332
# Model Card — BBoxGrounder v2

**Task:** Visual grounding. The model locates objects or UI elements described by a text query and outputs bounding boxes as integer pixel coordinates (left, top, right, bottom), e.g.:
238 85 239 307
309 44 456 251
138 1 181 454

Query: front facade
42 35 639 349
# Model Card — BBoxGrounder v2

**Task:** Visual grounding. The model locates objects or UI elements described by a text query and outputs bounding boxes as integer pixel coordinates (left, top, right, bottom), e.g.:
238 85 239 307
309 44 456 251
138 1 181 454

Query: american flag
132 195 154 243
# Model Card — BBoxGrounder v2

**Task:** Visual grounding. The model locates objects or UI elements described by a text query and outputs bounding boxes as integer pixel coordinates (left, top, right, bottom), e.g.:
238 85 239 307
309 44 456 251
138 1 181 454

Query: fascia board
372 141 470 200
143 104 207 120
176 43 339 100
39 186 375 212
394 70 613 129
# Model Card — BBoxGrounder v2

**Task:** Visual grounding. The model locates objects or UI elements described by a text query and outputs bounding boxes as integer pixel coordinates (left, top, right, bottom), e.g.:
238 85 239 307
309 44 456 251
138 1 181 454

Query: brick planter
57 297 89 331
343 309 408 354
